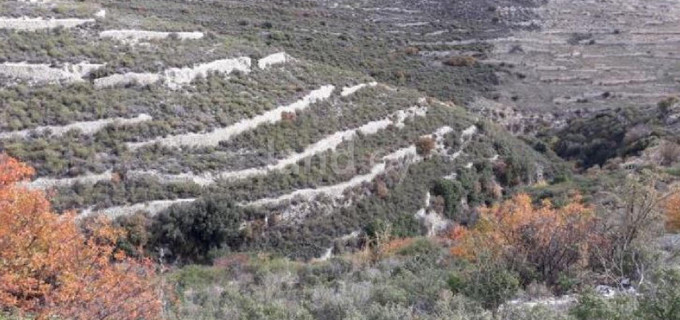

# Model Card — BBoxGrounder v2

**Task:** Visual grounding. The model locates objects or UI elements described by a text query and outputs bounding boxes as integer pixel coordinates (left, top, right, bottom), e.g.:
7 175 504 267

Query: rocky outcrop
0 62 103 84
93 57 251 89
0 17 94 31
80 199 197 218
93 72 161 89
258 52 294 69
27 170 113 190
163 57 251 89
341 82 378 97
99 30 204 43
0 114 152 139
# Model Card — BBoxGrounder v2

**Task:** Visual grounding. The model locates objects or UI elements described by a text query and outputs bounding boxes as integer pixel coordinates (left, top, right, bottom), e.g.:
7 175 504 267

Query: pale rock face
341 82 378 97
80 199 198 218
0 114 152 140
94 9 107 18
0 17 94 31
163 57 251 89
27 171 114 190
414 192 450 237
461 125 478 139
258 52 294 69
0 62 104 84
312 247 334 262
93 57 251 89
93 72 161 89
99 30 204 44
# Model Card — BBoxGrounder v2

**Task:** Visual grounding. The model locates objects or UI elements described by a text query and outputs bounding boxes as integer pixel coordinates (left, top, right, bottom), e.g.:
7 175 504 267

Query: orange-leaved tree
0 154 161 319
665 191 680 232
450 193 596 285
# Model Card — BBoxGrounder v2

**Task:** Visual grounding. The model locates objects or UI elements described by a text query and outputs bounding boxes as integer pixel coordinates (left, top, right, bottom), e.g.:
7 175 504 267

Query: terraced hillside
0 0 562 259
86 0 547 104
485 0 680 114
5 1 680 319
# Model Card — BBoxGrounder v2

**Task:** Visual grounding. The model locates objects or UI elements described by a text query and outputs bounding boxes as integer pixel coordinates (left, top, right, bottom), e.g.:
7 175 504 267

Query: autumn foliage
0 155 161 319
665 191 680 232
415 136 436 156
450 193 596 284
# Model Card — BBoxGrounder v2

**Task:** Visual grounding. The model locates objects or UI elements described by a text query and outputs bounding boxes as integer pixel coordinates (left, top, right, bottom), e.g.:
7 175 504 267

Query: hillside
1 0 680 319
0 0 563 259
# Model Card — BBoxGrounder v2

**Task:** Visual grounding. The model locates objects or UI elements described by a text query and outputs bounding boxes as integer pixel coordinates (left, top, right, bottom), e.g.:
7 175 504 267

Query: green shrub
638 269 680 320
432 179 464 220
570 291 638 320
452 260 520 311
552 108 661 168
150 196 248 263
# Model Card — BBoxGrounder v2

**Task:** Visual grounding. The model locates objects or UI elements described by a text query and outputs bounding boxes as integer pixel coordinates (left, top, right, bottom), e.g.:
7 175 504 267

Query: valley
0 0 680 319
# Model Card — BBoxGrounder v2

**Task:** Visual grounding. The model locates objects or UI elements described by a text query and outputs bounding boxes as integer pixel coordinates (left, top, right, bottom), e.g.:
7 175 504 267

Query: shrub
114 211 153 257
450 193 596 286
570 291 638 320
658 96 679 114
404 46 420 55
281 111 297 122
591 175 667 283
432 179 464 220
552 108 659 168
150 196 247 264
638 268 680 320
450 259 520 310
416 136 436 156
443 56 477 67
665 192 680 232
659 141 680 166
0 155 160 319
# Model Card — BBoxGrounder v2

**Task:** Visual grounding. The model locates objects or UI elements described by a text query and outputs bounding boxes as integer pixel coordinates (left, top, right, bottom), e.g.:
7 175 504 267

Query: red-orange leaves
0 154 161 320
665 191 680 232
450 193 595 284
0 154 34 186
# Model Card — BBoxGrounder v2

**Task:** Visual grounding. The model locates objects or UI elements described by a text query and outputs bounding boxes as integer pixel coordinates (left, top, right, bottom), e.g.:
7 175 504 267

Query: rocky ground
312 0 679 126
489 0 680 114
